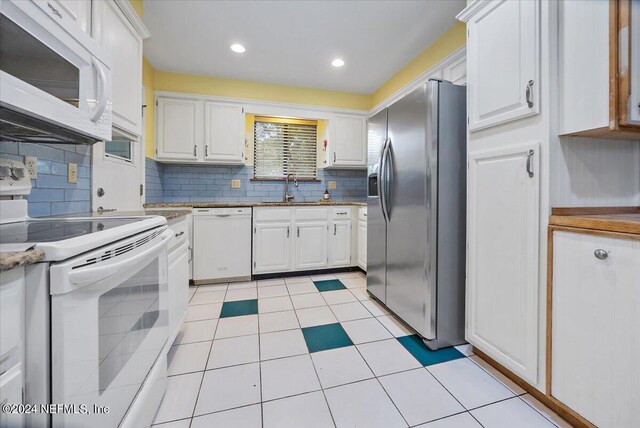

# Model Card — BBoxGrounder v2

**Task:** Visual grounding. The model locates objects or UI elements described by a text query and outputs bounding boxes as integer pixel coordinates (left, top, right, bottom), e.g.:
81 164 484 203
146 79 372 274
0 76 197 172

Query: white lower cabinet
0 267 25 428
466 142 540 384
295 222 328 270
551 230 640 428
168 242 189 339
254 223 292 274
357 208 367 271
253 206 358 274
330 221 351 267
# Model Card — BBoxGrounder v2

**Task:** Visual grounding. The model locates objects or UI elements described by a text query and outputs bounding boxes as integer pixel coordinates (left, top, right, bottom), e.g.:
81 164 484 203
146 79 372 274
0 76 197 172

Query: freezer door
385 82 437 339
366 109 387 302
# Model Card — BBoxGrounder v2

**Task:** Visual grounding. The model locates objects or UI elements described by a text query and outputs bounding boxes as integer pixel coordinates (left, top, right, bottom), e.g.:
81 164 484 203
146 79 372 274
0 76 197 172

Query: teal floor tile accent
220 299 258 318
313 279 347 292
397 335 465 366
302 323 353 353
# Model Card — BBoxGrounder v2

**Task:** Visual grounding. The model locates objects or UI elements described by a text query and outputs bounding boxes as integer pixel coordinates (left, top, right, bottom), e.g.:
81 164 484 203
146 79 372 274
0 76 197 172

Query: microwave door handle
67 229 172 289
90 57 108 122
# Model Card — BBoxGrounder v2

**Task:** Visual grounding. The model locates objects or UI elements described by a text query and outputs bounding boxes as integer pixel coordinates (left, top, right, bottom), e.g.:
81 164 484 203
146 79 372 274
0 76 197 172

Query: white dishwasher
193 207 252 284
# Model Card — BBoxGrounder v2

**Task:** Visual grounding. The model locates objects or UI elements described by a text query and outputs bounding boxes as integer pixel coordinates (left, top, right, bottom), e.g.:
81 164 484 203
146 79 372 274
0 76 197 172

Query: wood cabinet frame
576 0 640 139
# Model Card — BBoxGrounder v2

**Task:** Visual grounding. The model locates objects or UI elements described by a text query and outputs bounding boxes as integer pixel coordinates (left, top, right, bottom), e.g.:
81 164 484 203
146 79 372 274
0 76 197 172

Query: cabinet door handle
594 249 608 260
205 145 208 157
334 224 337 235
287 226 290 238
526 80 534 108
297 226 300 238
175 231 184 237
526 149 534 178
333 152 336 162
193 145 197 157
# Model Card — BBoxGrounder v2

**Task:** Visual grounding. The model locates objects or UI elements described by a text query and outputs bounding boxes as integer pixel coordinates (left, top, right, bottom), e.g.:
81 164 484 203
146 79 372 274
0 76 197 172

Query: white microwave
0 0 112 144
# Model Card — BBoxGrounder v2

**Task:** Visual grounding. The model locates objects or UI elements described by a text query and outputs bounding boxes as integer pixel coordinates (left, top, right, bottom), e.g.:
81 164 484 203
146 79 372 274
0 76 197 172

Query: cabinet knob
594 249 608 260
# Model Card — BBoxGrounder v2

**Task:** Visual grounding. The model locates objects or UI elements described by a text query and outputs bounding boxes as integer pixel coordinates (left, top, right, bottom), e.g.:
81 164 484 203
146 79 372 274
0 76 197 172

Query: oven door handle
66 229 172 288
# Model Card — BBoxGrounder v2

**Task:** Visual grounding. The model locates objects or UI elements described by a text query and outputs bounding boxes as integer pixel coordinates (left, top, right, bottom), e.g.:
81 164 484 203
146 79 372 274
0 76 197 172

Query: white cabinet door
52 0 91 33
357 219 367 270
330 220 352 267
551 232 640 428
295 222 328 270
630 0 640 124
168 244 189 340
156 97 202 161
92 0 143 136
467 0 539 131
466 142 539 383
204 102 245 164
254 223 291 274
443 55 467 85
328 115 367 167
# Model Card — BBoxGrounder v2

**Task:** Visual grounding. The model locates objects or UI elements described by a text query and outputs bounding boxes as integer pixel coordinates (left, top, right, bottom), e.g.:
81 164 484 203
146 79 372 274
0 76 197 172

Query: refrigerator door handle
384 140 393 220
378 138 390 223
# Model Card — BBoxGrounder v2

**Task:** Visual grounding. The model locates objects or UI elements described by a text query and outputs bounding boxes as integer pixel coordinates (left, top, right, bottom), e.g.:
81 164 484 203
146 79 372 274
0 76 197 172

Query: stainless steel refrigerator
367 79 466 350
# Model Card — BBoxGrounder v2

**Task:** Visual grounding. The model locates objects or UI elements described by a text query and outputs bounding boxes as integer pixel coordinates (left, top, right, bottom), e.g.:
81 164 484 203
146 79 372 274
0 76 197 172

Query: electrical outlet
24 156 37 179
231 179 241 189
68 163 77 184
328 181 337 190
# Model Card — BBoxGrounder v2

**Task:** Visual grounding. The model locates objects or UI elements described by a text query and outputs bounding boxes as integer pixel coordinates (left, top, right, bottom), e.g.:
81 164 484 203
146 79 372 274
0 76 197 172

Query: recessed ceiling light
331 58 345 68
230 44 246 53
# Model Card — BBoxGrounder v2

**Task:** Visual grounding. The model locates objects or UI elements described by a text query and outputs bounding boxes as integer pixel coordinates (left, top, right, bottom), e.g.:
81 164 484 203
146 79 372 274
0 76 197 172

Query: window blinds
254 119 317 179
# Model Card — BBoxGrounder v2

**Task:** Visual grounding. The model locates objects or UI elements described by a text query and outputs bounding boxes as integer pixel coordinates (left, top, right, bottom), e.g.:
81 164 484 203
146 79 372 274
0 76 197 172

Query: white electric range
0 158 172 428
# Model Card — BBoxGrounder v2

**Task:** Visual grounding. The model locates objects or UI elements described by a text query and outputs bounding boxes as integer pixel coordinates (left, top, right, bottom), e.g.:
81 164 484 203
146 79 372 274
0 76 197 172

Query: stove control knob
0 166 11 180
11 167 26 180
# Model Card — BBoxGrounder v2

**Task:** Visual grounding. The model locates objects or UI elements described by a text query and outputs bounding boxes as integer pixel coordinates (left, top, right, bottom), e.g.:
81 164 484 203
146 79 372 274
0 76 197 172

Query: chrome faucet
284 173 298 202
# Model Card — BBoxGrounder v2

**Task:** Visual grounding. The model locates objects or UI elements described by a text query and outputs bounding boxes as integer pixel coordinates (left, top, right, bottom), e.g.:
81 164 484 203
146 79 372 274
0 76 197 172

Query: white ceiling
142 0 465 94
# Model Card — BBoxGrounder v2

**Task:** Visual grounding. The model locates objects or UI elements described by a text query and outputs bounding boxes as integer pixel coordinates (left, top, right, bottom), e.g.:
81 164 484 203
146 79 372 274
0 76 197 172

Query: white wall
550 136 640 207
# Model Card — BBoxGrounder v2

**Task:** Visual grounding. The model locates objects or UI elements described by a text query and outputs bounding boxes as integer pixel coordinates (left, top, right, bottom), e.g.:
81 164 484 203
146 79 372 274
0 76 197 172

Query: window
254 117 317 179
105 140 133 161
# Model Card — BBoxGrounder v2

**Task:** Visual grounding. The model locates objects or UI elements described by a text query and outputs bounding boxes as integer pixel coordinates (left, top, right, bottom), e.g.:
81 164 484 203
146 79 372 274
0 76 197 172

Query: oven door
49 227 172 428
0 0 112 142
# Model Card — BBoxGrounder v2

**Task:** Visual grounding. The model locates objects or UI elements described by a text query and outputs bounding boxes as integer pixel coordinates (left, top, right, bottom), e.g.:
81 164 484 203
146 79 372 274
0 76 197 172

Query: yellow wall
142 20 465 159
129 0 143 18
153 71 371 111
369 22 466 107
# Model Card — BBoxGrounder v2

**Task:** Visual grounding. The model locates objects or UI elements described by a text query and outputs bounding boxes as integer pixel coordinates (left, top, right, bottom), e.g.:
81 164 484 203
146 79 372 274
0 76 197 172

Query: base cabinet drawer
551 230 640 428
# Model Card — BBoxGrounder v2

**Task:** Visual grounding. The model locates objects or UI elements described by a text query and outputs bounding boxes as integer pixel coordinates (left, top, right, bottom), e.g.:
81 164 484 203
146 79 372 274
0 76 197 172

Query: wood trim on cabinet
617 0 634 126
473 346 595 428
551 206 640 216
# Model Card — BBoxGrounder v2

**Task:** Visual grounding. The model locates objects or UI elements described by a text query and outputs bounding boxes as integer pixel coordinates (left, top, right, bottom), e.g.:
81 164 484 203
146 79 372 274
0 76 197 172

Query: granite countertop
62 209 192 221
143 201 367 209
0 249 45 272
549 207 640 235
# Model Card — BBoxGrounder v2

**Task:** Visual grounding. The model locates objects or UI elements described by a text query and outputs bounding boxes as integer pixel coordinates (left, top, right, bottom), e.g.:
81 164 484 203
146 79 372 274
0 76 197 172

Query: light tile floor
154 272 570 428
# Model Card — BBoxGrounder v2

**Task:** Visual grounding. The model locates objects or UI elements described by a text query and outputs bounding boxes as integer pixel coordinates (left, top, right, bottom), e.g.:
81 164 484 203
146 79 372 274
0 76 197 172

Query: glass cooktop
0 218 147 244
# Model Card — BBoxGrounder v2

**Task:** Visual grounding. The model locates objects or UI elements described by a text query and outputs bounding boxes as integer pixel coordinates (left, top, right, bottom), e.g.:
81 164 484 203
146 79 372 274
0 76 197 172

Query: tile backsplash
146 158 367 204
0 142 91 217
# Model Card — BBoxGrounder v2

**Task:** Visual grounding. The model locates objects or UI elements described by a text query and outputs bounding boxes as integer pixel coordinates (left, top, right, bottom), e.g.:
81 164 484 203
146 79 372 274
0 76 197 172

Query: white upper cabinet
53 0 92 33
466 141 540 384
155 96 245 164
326 115 367 168
558 0 640 138
463 0 539 131
204 102 245 164
92 0 145 137
156 97 202 161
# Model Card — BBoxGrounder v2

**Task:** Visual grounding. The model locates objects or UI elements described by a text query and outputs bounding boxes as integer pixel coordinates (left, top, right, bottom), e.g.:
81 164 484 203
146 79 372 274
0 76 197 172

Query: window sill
250 178 321 182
